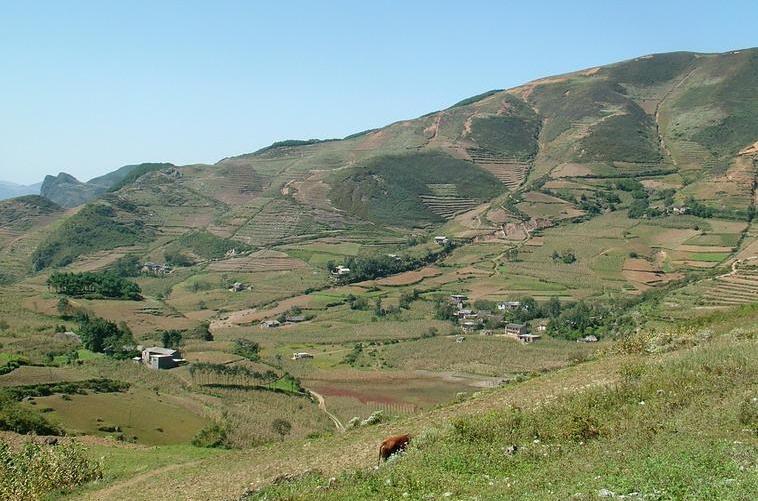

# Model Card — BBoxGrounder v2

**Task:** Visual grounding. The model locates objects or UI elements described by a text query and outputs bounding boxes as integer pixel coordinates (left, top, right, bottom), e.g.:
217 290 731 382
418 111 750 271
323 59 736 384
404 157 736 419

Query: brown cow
378 434 411 464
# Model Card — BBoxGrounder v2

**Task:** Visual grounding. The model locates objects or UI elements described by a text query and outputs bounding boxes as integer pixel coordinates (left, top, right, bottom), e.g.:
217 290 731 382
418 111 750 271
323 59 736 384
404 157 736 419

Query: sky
0 1 755 184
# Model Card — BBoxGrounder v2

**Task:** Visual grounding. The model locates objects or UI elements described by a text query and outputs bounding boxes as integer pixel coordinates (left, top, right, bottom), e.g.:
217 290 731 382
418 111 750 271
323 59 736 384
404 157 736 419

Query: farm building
291 352 314 360
461 320 480 332
454 309 476 319
450 294 468 305
455 336 465 343
141 347 184 369
54 330 81 343
434 236 449 245
141 262 171 275
260 319 281 328
331 265 351 276
578 335 599 343
505 323 529 336
518 333 541 343
497 301 521 311
229 282 248 292
285 315 306 323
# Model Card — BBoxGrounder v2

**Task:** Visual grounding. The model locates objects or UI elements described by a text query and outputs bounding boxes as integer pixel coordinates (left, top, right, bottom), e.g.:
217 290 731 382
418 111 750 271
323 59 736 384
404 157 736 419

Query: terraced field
466 148 529 190
701 261 758 306
206 249 309 272
419 184 479 219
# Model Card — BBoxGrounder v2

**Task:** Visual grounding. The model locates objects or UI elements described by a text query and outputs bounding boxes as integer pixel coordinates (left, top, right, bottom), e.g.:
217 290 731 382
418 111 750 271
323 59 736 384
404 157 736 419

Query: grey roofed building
141 346 184 369
505 323 529 336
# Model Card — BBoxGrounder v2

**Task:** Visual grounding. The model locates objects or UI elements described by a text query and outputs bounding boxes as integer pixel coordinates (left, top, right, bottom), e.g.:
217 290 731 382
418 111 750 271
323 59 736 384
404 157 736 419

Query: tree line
47 271 142 300
328 242 457 283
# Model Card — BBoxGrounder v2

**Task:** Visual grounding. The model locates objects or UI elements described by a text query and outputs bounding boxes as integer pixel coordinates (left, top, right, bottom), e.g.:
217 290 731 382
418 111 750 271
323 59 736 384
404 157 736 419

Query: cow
378 434 411 464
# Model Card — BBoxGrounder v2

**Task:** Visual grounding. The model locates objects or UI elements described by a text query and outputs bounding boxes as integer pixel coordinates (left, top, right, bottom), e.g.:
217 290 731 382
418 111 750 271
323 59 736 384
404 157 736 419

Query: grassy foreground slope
74 306 758 500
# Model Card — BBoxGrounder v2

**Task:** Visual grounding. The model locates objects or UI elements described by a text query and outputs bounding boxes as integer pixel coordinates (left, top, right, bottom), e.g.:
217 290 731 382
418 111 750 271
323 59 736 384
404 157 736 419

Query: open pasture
26 388 209 445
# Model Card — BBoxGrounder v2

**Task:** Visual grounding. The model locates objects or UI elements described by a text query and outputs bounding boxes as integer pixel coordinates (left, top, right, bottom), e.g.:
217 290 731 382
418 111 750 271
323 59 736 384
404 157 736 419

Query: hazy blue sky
0 1 755 184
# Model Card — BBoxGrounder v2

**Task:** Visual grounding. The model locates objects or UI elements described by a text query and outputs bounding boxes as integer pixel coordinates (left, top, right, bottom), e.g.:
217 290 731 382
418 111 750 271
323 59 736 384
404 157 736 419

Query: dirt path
308 388 345 432
82 462 202 500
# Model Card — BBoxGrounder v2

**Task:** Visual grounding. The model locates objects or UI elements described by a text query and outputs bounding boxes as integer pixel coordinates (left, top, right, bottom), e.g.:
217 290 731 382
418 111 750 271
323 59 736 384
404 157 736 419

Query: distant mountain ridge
0 180 42 201
40 163 174 208
3 47 756 273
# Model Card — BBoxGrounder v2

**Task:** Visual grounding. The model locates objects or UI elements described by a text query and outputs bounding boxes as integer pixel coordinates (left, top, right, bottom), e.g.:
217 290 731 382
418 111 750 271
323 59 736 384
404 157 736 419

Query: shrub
0 440 103 499
192 423 231 448
271 419 292 441
233 339 260 361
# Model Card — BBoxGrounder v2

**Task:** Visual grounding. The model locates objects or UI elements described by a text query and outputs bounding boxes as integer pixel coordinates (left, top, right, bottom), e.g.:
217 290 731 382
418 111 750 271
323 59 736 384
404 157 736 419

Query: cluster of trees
189 363 279 387
164 250 195 267
161 330 183 349
328 243 455 283
159 323 213 349
77 315 136 358
47 271 142 300
110 255 141 277
551 250 577 264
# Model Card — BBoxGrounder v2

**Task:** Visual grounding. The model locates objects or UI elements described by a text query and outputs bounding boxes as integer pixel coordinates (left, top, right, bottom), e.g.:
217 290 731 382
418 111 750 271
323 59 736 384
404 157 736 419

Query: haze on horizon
1 0 755 185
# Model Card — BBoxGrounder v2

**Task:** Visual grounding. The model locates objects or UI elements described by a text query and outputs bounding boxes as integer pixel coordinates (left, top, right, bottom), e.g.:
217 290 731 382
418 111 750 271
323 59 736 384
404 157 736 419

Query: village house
434 236 449 245
497 301 521 311
229 282 248 292
141 262 171 275
454 309 476 320
518 333 541 343
54 330 81 343
285 315 306 323
331 265 351 276
505 322 529 337
536 322 548 333
450 294 468 306
291 352 314 360
260 319 281 329
460 320 480 333
140 347 185 370
455 335 465 343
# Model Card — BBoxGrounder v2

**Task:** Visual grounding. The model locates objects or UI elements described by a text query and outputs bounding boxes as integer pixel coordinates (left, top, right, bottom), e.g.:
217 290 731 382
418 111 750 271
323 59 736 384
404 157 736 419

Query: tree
374 298 384 317
161 330 183 349
187 322 213 341
111 255 141 277
78 316 135 356
561 250 577 264
545 297 561 318
271 419 292 441
505 247 519 261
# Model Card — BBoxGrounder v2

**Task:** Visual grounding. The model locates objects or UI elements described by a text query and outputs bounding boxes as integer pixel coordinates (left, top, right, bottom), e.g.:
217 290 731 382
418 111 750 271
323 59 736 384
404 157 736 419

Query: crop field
198 386 333 446
0 365 88 386
374 266 442 286
25 388 209 445
477 161 529 190
232 198 327 246
206 250 309 272
381 335 598 376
